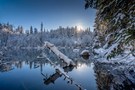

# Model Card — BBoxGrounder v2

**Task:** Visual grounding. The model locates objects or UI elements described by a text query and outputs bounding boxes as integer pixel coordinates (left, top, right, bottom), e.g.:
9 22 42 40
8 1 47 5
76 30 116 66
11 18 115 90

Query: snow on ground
94 47 135 66
94 49 135 66
0 51 3 55
93 44 135 64
73 48 80 53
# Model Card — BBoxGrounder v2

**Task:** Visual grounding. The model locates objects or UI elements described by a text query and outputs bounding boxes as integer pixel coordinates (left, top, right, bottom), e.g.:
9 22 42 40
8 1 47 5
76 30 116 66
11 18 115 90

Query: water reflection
42 65 74 85
94 63 135 90
63 65 74 73
42 64 87 90
1 48 134 90
0 48 96 90
42 71 62 85
0 63 14 72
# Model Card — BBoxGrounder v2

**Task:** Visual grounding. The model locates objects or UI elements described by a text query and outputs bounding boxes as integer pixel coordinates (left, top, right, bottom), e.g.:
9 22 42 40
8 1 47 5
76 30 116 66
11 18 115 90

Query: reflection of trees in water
42 65 74 85
0 63 14 72
42 63 85 90
0 48 92 71
94 63 112 90
94 63 135 90
1 48 135 89
42 71 62 85
0 48 93 90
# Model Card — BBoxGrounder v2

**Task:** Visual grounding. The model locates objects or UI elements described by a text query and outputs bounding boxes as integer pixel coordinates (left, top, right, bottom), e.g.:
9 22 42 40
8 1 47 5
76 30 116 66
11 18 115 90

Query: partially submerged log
44 41 75 66
41 54 86 90
43 71 62 85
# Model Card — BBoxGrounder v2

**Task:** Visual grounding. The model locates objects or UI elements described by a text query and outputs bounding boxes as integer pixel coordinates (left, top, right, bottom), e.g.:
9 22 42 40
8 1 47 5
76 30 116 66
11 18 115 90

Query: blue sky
0 0 96 31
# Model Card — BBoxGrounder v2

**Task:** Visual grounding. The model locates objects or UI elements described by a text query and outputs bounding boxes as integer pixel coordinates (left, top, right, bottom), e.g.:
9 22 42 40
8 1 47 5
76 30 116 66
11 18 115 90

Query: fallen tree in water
44 41 75 66
40 54 86 90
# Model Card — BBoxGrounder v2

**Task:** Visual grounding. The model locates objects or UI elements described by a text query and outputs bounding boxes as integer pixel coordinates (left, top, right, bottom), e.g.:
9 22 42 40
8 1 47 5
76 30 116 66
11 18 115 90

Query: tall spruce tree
85 0 135 59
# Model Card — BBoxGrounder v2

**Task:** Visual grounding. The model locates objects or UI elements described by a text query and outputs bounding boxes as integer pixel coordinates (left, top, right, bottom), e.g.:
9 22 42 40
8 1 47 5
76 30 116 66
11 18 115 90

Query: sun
77 25 83 32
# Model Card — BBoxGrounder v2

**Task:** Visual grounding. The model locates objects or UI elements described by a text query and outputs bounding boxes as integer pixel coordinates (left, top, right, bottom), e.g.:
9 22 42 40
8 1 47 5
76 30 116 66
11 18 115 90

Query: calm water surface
0 48 97 90
1 48 134 90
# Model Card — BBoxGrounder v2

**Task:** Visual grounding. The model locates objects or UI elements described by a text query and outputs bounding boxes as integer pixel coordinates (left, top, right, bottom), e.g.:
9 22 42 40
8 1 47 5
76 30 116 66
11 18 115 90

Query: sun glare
77 25 83 32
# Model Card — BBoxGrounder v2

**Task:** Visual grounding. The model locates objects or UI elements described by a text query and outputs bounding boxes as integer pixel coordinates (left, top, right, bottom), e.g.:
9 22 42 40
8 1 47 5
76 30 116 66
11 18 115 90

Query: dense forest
0 23 93 48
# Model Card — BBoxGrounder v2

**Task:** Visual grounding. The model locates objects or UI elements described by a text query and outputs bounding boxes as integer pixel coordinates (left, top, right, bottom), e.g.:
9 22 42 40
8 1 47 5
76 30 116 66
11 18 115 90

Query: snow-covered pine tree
30 26 33 34
34 28 38 34
20 26 24 34
40 22 43 33
85 0 135 59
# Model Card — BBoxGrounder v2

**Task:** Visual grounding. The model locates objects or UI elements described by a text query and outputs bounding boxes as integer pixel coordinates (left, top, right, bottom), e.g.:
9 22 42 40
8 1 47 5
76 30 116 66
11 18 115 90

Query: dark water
0 48 135 90
0 48 97 90
0 62 97 90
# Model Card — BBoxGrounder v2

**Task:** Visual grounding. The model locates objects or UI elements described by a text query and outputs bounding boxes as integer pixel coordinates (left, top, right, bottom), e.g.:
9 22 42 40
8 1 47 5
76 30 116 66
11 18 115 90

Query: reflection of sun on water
76 63 86 72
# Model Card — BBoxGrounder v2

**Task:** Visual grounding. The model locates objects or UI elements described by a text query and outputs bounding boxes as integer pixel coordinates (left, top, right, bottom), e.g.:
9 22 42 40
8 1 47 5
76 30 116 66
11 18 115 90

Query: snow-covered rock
80 50 90 56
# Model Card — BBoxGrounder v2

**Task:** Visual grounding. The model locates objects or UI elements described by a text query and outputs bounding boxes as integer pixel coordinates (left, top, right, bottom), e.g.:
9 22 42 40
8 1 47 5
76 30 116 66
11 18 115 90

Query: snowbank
94 48 105 54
